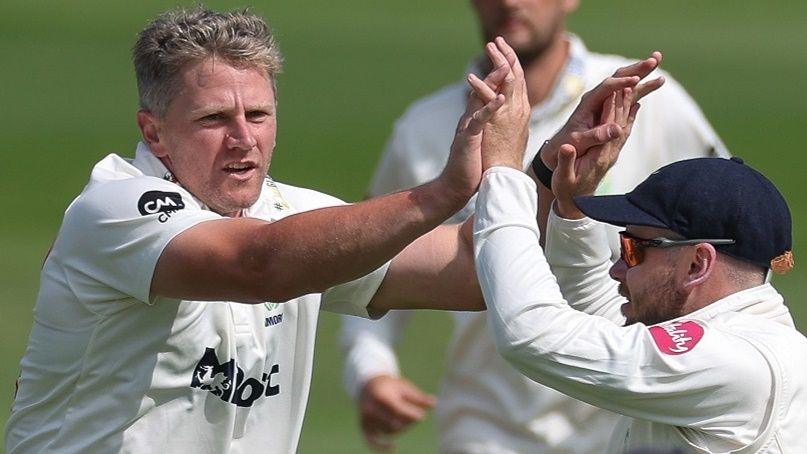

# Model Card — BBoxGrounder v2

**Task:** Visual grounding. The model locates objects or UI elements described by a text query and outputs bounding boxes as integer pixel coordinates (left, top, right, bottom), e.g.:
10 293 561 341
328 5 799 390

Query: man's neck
521 33 570 107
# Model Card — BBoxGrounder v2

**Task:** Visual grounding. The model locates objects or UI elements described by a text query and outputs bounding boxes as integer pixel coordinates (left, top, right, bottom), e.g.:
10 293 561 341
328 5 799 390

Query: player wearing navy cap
340 1 727 451
471 70 805 451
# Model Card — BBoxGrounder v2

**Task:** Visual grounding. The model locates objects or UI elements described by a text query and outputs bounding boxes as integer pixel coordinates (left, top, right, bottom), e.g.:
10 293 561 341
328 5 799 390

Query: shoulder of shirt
67 153 199 217
675 315 778 378
269 179 347 211
713 310 807 355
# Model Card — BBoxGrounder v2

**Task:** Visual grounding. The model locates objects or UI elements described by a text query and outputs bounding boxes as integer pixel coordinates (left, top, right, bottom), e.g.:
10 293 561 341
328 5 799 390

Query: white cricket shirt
340 34 729 453
6 143 388 453
473 166 807 453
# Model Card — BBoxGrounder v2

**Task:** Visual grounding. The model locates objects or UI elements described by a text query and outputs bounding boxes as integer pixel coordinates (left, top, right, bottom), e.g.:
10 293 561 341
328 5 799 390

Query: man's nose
609 259 627 282
225 119 257 150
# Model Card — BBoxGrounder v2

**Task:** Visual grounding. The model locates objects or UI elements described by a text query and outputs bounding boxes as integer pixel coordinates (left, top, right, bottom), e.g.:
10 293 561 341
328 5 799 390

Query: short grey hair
133 7 283 117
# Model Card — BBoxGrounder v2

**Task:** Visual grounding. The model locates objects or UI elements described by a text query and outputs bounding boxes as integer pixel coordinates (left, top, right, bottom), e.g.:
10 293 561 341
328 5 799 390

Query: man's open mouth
224 162 257 175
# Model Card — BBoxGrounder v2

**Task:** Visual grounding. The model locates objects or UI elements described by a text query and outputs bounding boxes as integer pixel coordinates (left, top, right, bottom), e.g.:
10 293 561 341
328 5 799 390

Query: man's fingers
556 144 578 187
483 40 516 98
402 386 437 409
583 76 639 109
363 402 408 433
477 40 511 93
570 123 622 150
614 87 629 125
494 36 524 79
624 103 641 136
388 399 428 423
599 92 616 125
466 94 505 135
633 76 665 102
385 386 432 422
481 58 510 91
467 73 498 104
612 51 662 79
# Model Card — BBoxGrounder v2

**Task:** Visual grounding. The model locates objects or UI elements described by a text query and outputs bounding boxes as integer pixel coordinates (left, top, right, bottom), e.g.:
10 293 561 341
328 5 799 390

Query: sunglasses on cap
618 231 736 268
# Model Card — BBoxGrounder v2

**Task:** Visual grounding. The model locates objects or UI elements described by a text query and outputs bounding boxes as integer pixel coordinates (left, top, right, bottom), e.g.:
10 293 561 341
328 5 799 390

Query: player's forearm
368 221 484 311
536 181 553 247
248 179 470 302
472 167 644 413
545 206 626 323
474 168 571 348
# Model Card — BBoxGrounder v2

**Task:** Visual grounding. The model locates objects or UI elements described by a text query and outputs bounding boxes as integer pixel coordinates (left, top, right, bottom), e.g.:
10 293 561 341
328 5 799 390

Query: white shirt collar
681 283 794 328
132 141 175 181
130 142 290 219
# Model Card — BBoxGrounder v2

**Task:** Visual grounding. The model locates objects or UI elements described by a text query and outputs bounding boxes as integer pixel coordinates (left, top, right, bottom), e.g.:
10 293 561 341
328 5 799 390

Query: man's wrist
484 158 522 171
553 198 586 220
420 178 472 218
530 140 554 190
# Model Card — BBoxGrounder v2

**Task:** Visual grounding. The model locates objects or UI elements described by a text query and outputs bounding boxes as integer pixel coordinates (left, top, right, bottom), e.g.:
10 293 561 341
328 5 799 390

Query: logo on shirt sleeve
649 320 704 355
137 191 185 223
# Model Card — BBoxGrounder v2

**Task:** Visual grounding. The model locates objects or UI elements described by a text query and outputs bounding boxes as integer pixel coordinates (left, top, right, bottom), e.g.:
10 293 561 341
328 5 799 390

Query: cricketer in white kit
474 164 807 453
6 8 530 454
468 58 806 451
340 34 727 454
6 145 388 453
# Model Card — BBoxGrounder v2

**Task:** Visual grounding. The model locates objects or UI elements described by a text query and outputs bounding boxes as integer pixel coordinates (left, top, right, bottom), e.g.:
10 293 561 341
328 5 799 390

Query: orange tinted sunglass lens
619 234 642 267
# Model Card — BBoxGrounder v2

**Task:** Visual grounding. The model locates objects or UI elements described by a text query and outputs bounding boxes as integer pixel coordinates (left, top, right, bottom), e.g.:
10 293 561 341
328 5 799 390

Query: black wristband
530 140 553 190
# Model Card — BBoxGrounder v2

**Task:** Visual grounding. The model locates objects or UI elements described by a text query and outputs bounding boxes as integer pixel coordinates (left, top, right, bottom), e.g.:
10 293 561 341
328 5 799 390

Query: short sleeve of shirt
320 261 391 319
56 176 221 306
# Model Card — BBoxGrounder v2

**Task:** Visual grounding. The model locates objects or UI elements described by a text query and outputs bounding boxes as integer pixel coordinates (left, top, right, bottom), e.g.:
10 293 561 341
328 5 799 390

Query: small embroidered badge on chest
649 320 704 355
264 178 290 211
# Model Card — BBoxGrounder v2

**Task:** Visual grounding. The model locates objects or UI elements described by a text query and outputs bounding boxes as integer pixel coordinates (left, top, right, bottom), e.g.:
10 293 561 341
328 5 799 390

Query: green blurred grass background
1 1 805 452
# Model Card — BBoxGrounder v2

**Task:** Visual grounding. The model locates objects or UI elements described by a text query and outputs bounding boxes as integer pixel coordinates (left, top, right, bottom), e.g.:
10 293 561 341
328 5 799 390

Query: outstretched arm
150 50 510 306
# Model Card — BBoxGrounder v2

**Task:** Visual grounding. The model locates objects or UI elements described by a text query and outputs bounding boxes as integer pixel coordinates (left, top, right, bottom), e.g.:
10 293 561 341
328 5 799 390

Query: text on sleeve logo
137 191 185 223
649 320 705 355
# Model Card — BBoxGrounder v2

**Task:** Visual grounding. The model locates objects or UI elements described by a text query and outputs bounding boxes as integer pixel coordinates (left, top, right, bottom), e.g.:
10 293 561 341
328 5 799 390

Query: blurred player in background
340 0 728 452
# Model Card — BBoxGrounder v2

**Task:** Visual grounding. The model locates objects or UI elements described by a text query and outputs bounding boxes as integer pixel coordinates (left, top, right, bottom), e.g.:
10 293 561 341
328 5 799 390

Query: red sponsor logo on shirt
649 320 704 355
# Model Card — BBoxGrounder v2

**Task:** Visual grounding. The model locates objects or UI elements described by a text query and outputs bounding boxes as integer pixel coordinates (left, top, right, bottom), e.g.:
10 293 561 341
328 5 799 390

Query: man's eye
200 113 224 122
247 111 271 122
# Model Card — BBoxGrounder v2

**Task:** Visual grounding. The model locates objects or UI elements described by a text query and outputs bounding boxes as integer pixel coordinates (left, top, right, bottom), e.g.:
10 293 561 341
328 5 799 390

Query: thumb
556 144 577 185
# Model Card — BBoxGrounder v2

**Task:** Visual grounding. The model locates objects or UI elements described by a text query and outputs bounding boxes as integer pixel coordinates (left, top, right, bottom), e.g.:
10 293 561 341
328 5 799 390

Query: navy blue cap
574 157 793 272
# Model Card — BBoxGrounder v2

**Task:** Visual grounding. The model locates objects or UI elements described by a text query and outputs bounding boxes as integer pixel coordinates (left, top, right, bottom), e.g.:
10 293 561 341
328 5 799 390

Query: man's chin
620 302 637 326
210 194 261 217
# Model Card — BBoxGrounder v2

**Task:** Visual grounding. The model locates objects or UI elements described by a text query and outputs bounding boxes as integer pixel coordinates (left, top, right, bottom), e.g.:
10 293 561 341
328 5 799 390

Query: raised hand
531 52 666 222
467 37 531 171
358 375 436 452
539 52 666 171
433 43 512 209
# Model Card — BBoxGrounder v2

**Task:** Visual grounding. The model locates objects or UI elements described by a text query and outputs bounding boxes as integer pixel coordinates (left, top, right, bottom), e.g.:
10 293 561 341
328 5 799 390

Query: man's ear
136 110 168 158
683 243 717 290
563 0 580 15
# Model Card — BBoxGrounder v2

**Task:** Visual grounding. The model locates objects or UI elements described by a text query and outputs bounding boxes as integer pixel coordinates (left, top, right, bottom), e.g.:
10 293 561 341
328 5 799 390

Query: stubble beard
622 277 688 327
